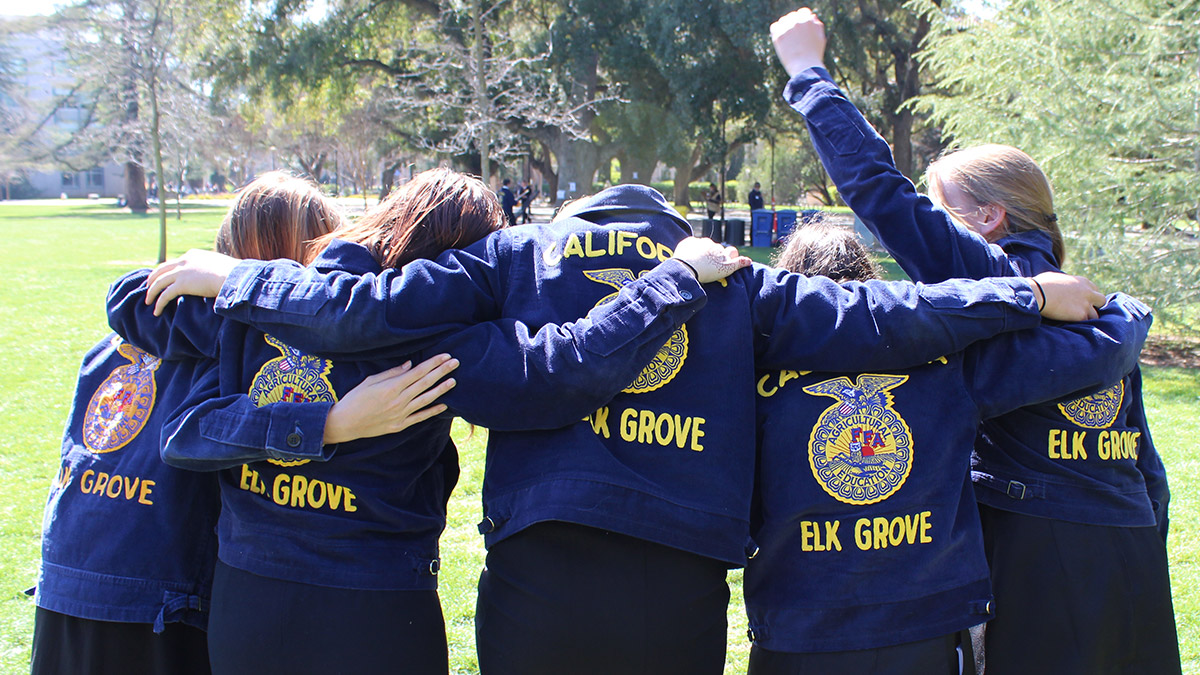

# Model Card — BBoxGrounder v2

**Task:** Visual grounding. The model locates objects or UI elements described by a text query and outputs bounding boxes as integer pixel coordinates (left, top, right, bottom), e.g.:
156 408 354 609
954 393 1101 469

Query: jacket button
680 290 693 300
286 433 302 448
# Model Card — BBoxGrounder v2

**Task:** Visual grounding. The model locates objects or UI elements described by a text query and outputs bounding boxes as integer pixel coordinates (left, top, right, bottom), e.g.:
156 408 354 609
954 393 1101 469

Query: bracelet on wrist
673 257 699 279
1031 277 1046 312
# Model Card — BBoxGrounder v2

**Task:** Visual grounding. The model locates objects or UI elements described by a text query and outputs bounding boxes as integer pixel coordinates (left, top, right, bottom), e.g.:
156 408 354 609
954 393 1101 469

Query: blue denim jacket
787 68 1166 532
36 335 219 631
748 293 1150 652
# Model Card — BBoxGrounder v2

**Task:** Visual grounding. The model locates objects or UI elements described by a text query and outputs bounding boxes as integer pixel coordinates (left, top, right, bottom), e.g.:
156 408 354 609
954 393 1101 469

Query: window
87 167 104 187
61 172 77 187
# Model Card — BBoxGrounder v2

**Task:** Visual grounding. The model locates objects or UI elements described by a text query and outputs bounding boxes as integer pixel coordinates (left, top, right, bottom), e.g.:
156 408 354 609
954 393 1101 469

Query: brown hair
215 171 344 264
312 168 504 268
925 144 1065 265
774 220 881 283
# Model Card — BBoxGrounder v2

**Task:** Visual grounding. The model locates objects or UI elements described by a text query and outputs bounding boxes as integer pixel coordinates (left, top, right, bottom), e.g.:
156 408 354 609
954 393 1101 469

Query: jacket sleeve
750 264 1043 372
1127 365 1171 541
433 259 707 430
214 236 507 358
784 68 1020 283
964 293 1152 419
107 268 221 360
161 363 335 471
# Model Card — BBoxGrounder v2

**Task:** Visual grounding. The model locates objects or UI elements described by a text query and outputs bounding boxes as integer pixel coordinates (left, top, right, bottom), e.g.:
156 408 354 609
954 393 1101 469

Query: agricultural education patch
83 339 161 454
1058 381 1124 429
249 335 338 466
804 374 913 505
585 268 687 394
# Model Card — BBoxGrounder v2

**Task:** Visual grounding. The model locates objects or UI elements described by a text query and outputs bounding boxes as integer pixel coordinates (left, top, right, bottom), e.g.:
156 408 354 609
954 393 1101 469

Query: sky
0 0 60 15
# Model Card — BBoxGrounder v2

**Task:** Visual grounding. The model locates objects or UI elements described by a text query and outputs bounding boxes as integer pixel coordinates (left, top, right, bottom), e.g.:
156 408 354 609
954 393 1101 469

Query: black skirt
31 607 211 675
207 561 448 675
979 504 1181 675
475 521 730 675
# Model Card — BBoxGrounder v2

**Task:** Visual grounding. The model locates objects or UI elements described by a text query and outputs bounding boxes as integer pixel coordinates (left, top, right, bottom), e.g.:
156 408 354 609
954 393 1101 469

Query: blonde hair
312 168 503 269
216 172 344 264
774 220 881 282
925 144 1065 265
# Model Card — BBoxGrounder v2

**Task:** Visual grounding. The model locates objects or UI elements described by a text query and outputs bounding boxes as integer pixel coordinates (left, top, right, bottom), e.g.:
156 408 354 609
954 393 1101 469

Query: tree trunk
618 153 656 186
124 162 148 213
120 0 147 213
149 74 167 263
551 133 600 204
529 141 557 203
472 0 491 186
672 141 708 208
296 153 327 182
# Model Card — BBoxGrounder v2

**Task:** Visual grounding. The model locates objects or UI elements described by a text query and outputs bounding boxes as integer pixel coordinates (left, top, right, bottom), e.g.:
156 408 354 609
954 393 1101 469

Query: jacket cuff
782 67 837 110
215 260 271 312
263 400 334 460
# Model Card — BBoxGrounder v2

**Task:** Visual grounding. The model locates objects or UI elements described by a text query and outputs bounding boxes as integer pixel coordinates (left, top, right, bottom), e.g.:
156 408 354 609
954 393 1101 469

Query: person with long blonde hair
773 9 1178 673
747 223 1149 674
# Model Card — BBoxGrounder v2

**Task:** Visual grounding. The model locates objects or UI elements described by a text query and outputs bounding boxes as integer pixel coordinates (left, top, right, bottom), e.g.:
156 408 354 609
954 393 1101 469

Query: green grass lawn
1 201 1196 674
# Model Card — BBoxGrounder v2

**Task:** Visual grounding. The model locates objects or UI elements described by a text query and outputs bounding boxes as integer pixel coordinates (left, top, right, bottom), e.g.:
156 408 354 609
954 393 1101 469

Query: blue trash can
751 209 773 247
776 210 798 244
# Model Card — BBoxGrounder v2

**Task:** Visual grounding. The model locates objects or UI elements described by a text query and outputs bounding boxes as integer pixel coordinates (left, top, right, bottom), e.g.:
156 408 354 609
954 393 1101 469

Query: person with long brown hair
773 9 1178 672
33 171 368 675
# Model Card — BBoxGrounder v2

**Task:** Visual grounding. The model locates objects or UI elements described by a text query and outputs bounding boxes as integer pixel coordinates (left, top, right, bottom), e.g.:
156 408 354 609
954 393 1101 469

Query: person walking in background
772 8 1180 673
500 178 518 228
749 181 765 211
705 182 724 242
704 182 722 218
517 180 536 224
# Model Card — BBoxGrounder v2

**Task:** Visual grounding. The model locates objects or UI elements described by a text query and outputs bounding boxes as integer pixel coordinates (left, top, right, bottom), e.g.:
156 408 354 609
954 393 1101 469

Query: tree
915 0 1200 322
803 0 944 180
57 0 231 260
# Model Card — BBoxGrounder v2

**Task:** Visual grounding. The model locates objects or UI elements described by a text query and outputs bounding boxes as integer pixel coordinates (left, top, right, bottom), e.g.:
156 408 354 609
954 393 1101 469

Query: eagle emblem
82 339 161 453
585 268 688 394
249 335 338 466
1058 381 1124 429
804 374 913 505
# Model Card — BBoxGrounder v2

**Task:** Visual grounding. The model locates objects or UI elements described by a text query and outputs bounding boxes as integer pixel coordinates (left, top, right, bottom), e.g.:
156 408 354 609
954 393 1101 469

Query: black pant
31 607 211 675
207 562 448 675
748 631 970 675
475 521 730 675
980 505 1181 675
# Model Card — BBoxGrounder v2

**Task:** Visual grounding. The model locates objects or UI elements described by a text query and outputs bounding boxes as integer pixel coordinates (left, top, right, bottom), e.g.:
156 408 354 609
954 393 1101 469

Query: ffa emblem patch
1058 381 1124 429
585 268 687 394
249 335 338 466
82 339 161 453
805 374 913 505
